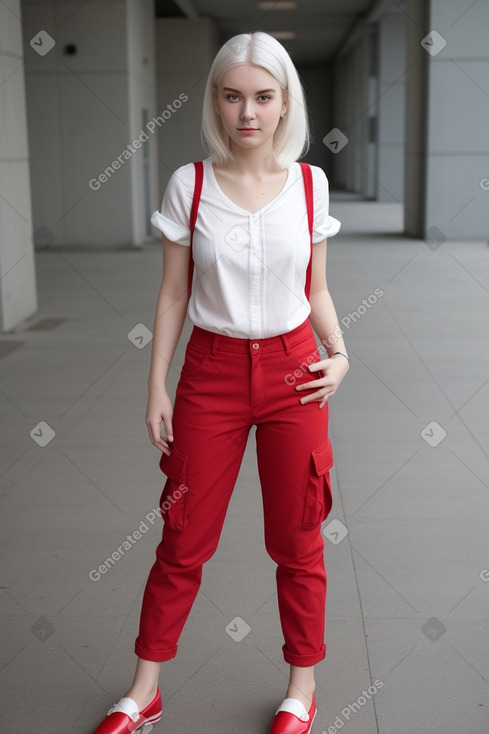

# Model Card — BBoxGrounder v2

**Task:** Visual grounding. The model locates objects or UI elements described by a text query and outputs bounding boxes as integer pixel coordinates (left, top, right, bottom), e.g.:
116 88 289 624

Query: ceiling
156 0 379 66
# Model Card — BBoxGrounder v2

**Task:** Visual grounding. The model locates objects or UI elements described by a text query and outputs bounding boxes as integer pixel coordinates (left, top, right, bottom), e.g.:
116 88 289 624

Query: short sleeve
150 163 194 246
310 165 341 242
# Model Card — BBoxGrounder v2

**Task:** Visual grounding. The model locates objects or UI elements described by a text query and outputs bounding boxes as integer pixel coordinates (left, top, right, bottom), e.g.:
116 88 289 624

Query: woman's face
213 63 286 155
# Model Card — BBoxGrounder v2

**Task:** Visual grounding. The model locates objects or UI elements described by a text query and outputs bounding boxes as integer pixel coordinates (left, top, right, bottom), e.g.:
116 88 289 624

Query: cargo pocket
302 438 334 530
158 446 189 531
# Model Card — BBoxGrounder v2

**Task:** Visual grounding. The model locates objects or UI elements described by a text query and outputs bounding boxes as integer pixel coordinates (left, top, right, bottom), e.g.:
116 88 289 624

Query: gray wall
127 0 160 244
404 0 428 238
22 0 156 249
0 0 37 331
376 12 406 202
153 18 219 200
332 30 371 195
405 0 489 239
332 12 406 203
298 65 332 171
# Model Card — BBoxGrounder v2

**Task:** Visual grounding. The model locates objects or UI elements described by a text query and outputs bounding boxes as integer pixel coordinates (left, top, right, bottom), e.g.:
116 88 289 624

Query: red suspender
188 161 204 300
299 162 314 302
187 161 314 305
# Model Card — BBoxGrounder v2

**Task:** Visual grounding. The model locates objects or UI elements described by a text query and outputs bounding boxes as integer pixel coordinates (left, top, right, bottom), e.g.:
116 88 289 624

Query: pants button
252 342 260 349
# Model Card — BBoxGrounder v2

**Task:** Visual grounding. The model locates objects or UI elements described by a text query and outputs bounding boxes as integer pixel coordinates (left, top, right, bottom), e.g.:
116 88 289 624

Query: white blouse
151 157 341 339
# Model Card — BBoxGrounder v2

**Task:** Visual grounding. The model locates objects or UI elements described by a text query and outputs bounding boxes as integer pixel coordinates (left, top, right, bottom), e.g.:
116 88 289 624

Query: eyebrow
222 87 276 94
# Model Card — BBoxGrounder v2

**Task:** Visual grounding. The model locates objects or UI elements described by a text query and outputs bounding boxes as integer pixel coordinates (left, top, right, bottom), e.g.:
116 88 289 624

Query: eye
258 95 271 102
226 94 240 102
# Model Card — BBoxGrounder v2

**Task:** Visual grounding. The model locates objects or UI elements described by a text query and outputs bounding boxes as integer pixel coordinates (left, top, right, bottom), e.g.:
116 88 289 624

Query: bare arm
308 239 347 357
145 234 190 453
296 239 349 409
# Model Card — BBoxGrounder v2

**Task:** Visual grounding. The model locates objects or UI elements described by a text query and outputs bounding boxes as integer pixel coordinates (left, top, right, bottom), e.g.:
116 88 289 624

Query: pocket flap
312 438 333 476
159 445 188 481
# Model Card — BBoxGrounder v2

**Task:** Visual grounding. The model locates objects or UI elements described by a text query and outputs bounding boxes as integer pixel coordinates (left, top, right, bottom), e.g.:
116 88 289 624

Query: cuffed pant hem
282 643 326 666
134 639 177 662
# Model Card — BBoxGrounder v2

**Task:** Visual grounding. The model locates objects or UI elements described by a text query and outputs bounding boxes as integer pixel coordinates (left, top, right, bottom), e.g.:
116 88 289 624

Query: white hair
201 32 310 167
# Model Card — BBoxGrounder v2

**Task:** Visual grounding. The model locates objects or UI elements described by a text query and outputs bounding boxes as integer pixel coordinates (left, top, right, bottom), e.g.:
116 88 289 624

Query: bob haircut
201 31 310 168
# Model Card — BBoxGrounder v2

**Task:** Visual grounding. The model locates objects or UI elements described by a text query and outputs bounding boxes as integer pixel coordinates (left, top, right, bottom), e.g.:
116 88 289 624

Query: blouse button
252 342 260 349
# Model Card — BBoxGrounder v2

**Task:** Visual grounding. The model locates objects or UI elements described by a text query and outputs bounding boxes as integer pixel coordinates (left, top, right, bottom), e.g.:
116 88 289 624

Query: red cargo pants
134 316 334 666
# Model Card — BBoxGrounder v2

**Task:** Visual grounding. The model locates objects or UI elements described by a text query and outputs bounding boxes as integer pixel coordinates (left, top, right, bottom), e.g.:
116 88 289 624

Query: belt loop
211 333 220 355
280 332 292 355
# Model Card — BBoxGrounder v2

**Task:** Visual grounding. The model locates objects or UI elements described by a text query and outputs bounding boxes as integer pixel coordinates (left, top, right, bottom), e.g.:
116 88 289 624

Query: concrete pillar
0 0 38 331
376 11 406 202
405 0 489 239
331 54 349 191
331 26 371 196
298 65 332 171
332 44 357 192
22 0 157 249
126 0 160 245
348 36 363 193
363 26 377 200
345 45 360 192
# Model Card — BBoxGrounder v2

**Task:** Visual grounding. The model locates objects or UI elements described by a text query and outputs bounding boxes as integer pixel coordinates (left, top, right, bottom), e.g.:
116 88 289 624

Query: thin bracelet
331 351 349 362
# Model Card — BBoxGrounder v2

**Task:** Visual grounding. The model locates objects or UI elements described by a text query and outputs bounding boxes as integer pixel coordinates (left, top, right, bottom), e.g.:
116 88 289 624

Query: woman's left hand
296 354 349 409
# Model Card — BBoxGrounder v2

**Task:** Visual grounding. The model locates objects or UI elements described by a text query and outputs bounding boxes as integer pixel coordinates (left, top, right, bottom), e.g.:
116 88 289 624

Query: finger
296 377 329 392
307 360 327 373
146 421 157 445
157 437 172 455
162 415 174 444
299 389 327 405
148 420 168 451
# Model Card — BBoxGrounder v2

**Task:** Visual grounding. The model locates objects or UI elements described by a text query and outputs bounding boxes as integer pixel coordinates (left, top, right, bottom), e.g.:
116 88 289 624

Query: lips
238 127 258 131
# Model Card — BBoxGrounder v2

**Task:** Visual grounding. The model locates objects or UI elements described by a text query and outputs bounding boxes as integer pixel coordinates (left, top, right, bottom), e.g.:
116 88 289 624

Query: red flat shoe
269 695 317 734
93 689 162 734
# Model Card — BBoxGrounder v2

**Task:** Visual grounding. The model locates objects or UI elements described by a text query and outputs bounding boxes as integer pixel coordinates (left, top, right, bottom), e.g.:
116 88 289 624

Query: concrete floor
1 200 489 733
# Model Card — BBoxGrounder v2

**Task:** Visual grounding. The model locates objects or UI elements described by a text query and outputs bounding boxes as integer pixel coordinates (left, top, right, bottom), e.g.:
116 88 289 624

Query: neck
227 139 281 175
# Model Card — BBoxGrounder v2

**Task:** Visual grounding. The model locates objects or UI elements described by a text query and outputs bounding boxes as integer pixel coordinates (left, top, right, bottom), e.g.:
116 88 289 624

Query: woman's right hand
145 387 174 455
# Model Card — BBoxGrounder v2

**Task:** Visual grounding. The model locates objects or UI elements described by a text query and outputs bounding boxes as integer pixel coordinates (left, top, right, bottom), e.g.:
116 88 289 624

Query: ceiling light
268 30 296 40
257 2 297 9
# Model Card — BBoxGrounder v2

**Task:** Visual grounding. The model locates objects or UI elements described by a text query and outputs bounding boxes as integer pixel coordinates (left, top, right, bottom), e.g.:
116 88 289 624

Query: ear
211 85 220 115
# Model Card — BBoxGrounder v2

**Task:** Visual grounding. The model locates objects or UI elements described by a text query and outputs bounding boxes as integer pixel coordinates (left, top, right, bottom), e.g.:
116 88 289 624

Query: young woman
93 30 348 734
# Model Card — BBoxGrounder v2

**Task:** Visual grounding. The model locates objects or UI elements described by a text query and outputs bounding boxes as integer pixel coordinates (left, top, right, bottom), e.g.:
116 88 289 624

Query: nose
240 98 256 120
